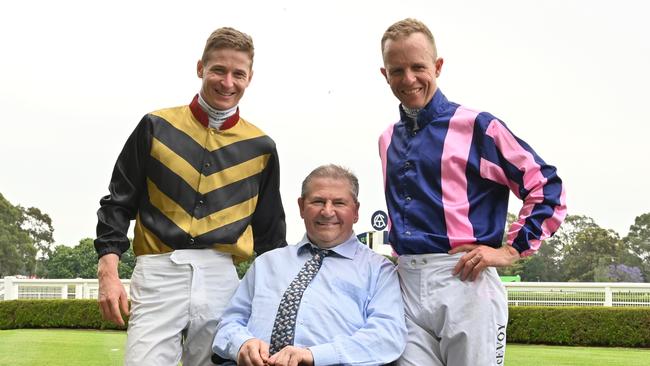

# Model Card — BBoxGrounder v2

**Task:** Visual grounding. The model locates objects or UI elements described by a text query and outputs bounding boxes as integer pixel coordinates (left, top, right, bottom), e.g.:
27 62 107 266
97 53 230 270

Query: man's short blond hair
381 18 437 57
202 27 254 66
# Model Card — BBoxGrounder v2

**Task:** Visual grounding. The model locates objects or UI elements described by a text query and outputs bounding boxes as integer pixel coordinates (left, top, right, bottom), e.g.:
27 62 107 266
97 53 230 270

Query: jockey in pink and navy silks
379 88 566 257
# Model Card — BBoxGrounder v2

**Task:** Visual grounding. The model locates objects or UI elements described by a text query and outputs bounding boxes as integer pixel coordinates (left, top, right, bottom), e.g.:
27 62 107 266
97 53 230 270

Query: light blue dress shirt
213 233 406 365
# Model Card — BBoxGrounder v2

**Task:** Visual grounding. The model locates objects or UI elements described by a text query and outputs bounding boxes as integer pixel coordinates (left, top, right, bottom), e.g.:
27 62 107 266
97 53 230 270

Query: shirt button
422 258 428 264
405 231 411 236
405 161 411 168
189 238 195 245
406 196 412 202
410 259 416 266
204 162 211 168
198 199 204 205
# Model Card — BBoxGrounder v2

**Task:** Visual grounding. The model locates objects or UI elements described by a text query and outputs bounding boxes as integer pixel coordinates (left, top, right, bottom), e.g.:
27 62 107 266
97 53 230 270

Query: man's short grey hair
301 164 359 202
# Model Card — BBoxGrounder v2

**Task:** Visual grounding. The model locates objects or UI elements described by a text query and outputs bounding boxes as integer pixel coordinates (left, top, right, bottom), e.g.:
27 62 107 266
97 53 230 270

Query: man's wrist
505 245 521 260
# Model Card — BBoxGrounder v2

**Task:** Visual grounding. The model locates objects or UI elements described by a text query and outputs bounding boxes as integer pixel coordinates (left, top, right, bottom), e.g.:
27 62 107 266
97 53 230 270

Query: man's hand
268 346 313 366
449 244 520 281
238 338 270 366
97 253 129 326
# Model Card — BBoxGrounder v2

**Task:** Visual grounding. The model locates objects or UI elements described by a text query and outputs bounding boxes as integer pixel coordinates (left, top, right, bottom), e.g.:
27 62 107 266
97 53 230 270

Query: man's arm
306 260 406 366
213 262 260 363
94 117 151 325
97 253 129 326
95 116 151 258
251 148 287 255
482 118 567 256
450 118 567 280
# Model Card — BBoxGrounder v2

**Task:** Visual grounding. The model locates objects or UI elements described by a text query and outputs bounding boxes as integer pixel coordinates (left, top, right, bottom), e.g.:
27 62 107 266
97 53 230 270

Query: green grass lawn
1 329 649 365
0 329 125 366
507 344 650 366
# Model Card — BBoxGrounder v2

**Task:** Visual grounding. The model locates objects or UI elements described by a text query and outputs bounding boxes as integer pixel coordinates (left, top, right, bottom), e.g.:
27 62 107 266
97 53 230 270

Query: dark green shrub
0 300 127 330
508 306 650 347
2 300 650 349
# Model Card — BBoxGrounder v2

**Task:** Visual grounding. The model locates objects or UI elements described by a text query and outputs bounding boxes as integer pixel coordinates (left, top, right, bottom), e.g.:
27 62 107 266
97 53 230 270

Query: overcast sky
1 0 648 247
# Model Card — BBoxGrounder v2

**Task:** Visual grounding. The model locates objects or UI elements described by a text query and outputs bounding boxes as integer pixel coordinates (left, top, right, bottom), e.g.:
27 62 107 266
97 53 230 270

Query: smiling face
381 32 443 109
298 177 360 249
197 48 253 110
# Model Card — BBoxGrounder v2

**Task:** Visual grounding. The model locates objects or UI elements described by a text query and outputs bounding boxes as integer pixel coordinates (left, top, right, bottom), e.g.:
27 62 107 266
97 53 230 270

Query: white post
83 281 90 299
75 282 83 299
604 286 613 307
61 284 68 299
4 276 18 300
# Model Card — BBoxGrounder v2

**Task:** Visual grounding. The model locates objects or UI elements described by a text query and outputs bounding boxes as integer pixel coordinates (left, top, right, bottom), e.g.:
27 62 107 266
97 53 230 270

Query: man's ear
434 57 444 77
197 59 204 78
353 201 360 223
380 67 389 83
298 197 305 219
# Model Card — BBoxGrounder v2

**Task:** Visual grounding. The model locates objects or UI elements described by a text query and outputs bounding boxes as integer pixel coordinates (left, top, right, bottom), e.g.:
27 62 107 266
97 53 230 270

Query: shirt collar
398 88 449 129
189 94 240 129
296 232 359 260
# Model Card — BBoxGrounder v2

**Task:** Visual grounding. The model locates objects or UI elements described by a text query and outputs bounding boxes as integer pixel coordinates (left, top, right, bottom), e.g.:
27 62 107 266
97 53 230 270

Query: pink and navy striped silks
378 89 566 257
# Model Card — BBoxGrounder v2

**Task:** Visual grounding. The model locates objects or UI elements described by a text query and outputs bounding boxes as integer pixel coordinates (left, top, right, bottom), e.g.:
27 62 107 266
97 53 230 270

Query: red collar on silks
189 94 240 130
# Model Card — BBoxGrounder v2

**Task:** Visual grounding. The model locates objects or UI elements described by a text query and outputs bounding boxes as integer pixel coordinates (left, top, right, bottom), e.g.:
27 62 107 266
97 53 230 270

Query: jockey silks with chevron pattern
95 94 286 261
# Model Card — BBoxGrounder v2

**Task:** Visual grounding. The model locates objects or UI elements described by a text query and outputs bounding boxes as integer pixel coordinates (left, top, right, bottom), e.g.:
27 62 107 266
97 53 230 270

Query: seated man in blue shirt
213 164 406 366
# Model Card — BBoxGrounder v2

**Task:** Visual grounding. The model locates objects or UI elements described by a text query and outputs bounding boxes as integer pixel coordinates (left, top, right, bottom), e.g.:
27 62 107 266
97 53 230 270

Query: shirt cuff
228 333 256 361
308 343 339 366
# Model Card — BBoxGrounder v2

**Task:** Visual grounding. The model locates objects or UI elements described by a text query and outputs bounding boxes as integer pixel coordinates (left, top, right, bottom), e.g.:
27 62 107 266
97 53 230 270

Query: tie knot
310 247 331 259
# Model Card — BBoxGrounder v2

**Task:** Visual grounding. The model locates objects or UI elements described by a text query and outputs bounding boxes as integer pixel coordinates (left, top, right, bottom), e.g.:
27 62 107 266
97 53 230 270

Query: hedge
2 301 650 347
0 300 126 330
508 306 650 347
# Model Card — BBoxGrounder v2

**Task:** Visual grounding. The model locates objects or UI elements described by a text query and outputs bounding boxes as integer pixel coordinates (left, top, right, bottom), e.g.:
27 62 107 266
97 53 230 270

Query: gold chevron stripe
150 137 201 187
147 178 258 236
151 137 270 194
151 107 266 151
214 225 254 263
133 214 174 257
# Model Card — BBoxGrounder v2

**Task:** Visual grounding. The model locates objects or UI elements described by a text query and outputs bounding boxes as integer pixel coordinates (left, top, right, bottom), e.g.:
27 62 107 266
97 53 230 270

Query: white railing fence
2 277 650 307
504 282 650 307
1 277 130 301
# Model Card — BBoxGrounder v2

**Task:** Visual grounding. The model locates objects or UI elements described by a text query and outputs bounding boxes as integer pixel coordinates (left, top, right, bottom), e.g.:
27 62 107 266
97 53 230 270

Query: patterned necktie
269 247 331 354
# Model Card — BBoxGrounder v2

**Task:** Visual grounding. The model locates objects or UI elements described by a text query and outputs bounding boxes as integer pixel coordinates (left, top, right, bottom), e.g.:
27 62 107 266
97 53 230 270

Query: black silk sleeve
250 146 287 255
94 115 152 259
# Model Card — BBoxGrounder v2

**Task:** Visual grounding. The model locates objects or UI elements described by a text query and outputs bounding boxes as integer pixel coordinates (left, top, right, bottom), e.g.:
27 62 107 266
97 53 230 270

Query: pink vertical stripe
442 107 478 247
378 123 395 191
378 123 396 233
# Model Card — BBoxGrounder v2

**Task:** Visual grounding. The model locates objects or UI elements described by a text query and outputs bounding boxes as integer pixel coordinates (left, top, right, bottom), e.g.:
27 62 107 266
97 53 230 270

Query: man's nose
404 69 416 83
321 202 335 216
220 73 234 87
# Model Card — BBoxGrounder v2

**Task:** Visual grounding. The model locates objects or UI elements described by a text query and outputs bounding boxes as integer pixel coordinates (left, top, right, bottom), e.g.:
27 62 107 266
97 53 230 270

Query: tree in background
43 238 136 279
498 214 647 282
0 193 38 276
623 212 650 281
561 225 622 281
20 206 55 276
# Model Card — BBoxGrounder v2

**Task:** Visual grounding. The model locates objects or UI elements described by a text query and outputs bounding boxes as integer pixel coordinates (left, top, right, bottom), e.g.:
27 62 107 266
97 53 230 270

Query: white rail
1 277 130 300
3 277 650 307
504 282 650 307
